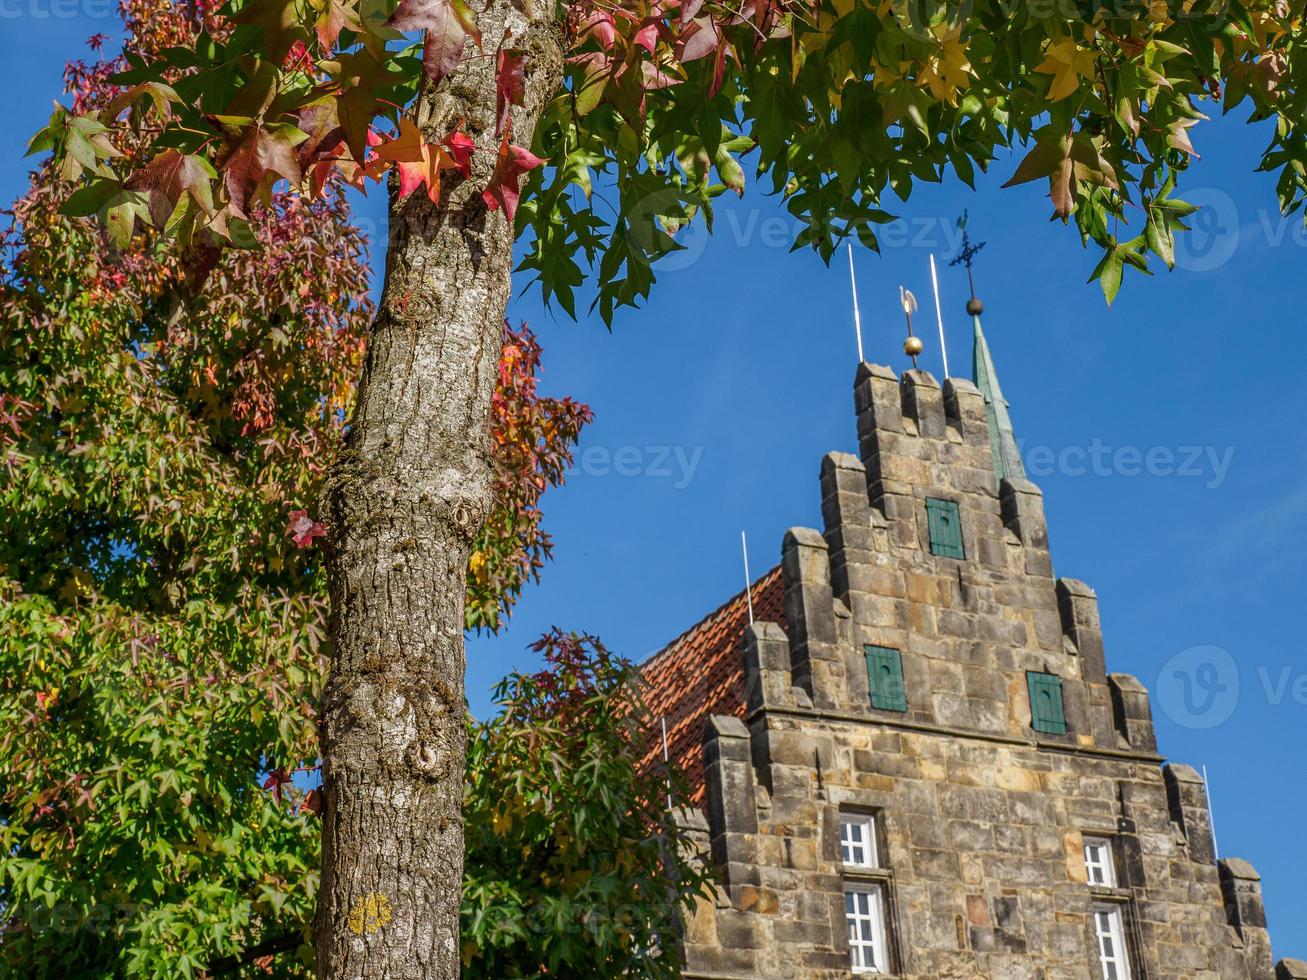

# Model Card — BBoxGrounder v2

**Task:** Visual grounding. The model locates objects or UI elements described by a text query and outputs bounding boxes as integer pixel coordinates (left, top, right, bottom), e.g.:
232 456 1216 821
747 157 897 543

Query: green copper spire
950 213 1024 488
971 313 1025 487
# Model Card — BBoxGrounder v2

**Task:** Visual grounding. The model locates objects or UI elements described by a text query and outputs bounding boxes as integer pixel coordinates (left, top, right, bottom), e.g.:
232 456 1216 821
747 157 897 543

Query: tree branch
206 931 302 976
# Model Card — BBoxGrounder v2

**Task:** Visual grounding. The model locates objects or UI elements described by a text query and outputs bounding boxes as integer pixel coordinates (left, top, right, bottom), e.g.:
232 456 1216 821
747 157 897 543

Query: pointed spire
972 313 1025 486
951 214 1024 487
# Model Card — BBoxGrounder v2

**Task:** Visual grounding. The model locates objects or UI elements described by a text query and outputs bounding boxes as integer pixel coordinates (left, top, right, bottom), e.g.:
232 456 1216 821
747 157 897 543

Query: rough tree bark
315 3 563 976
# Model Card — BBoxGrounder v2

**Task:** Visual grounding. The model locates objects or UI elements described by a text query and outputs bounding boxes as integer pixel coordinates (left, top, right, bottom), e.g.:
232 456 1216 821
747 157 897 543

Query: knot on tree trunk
320 673 462 780
409 741 448 780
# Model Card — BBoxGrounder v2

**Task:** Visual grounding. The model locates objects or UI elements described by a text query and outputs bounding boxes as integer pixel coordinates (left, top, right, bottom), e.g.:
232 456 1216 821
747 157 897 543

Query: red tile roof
640 566 786 804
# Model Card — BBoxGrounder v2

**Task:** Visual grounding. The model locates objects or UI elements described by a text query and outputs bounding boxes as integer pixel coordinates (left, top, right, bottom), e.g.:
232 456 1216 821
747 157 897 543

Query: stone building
641 309 1303 980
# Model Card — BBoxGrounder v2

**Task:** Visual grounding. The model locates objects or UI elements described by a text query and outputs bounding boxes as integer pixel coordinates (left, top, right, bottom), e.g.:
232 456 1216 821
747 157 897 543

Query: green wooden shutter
1027 672 1067 735
925 498 965 558
865 645 907 713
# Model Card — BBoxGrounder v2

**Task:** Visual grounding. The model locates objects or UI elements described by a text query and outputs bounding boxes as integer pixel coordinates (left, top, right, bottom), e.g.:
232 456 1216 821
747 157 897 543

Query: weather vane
900 285 922 368
948 210 987 316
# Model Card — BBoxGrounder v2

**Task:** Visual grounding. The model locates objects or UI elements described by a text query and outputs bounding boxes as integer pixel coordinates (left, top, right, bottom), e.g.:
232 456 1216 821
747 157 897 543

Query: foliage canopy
28 0 1307 308
463 630 714 979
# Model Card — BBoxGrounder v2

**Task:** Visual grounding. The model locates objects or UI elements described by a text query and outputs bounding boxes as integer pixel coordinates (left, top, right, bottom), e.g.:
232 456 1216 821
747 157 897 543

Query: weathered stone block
902 369 947 439
943 377 989 446
1108 673 1157 752
1056 578 1107 683
1164 763 1215 865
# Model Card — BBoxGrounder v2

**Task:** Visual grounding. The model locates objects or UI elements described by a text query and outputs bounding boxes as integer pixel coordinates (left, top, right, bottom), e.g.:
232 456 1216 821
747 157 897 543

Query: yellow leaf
872 56 909 89
918 24 974 105
1035 36 1097 102
59 567 93 602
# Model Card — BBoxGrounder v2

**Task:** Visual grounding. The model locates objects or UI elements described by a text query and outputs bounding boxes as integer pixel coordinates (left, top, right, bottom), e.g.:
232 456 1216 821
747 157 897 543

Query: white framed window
1083 837 1116 887
840 813 879 869
1093 904 1133 980
845 886 889 974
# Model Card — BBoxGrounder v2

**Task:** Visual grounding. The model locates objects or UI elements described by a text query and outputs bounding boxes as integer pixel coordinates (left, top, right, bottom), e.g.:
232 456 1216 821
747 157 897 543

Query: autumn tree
462 630 712 978
28 0 1306 974
0 3 588 974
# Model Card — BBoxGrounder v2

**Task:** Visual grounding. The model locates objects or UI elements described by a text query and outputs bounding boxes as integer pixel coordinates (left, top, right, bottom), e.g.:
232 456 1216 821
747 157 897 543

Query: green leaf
60 180 123 218
1003 130 1068 187
25 105 67 157
106 196 139 249
1146 209 1175 269
1089 245 1124 305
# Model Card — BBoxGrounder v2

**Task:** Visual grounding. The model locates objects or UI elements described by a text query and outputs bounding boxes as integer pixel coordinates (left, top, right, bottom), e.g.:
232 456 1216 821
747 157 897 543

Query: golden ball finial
903 336 924 357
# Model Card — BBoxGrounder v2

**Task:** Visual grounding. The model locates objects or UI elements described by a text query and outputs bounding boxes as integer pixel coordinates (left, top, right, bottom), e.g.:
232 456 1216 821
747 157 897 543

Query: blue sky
3 13 1304 953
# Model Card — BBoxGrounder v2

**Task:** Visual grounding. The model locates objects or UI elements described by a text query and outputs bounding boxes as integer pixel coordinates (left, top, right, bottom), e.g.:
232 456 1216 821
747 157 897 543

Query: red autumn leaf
482 136 543 223
224 125 302 217
125 149 214 227
287 509 327 548
296 99 345 170
283 39 312 71
396 147 454 203
640 60 678 92
579 10 616 49
386 0 482 85
372 116 422 162
634 21 659 53
711 42 732 99
442 131 474 178
495 48 526 137
315 0 360 52
374 117 459 204
310 143 343 197
676 18 721 63
316 5 345 51
262 768 292 803
312 129 386 196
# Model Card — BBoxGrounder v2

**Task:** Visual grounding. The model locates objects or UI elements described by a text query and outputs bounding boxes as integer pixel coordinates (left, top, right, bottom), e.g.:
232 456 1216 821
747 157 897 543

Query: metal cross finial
948 210 987 314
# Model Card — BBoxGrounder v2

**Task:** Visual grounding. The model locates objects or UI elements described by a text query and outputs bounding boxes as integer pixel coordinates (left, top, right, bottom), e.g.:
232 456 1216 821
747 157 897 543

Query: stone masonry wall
675 364 1297 980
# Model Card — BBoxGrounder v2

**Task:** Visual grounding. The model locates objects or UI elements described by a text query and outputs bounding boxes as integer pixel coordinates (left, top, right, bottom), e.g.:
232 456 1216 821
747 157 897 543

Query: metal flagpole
930 253 950 379
662 717 672 809
848 244 864 363
741 530 755 625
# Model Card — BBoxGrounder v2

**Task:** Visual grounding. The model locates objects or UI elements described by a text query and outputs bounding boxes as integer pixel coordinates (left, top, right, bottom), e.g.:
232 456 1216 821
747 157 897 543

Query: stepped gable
640 343 1301 978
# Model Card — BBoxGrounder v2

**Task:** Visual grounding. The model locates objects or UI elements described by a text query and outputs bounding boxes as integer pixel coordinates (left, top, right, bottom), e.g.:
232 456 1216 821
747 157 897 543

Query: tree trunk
315 4 563 976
